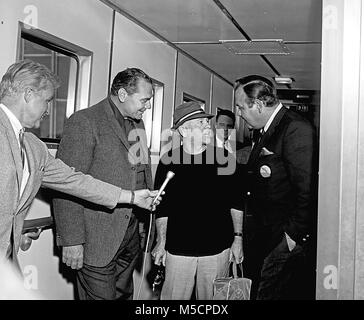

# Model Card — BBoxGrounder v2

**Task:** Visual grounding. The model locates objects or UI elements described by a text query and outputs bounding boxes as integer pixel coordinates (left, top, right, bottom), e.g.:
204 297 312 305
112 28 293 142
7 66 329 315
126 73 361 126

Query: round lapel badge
260 165 271 178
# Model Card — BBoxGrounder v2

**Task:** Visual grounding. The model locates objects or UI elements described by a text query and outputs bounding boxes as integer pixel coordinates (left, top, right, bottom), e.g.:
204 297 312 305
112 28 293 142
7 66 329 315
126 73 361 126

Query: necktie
252 129 264 144
19 128 26 168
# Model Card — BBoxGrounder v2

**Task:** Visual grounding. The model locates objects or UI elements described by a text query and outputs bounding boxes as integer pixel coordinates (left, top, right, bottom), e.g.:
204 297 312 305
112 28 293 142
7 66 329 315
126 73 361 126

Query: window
142 79 164 154
17 22 92 141
19 37 78 139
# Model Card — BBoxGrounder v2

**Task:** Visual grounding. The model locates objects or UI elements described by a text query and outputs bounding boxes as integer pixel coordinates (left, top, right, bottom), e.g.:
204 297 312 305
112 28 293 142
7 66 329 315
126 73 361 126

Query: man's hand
230 236 243 264
151 241 166 266
20 229 42 251
62 245 84 270
134 189 163 211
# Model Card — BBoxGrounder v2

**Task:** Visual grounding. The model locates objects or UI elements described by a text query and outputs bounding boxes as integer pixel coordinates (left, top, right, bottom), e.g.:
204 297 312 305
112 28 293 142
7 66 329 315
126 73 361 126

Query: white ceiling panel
220 0 322 42
108 0 243 41
178 43 275 82
104 0 322 91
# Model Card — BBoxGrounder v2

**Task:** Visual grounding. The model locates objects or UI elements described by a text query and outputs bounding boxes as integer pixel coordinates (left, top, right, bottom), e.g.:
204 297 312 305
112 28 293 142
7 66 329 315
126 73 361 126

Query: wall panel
211 75 233 115
175 53 211 109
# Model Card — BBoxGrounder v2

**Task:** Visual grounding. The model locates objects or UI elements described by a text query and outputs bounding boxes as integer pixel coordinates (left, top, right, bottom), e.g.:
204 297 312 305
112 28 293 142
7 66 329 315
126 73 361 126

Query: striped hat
172 101 213 130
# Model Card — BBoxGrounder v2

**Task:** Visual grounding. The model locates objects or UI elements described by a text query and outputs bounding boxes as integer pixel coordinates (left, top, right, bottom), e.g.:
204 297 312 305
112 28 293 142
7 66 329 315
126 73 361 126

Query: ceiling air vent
220 39 290 55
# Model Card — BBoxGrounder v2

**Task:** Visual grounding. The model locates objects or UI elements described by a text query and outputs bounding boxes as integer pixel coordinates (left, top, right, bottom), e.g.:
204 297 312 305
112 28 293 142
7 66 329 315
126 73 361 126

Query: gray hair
0 59 60 101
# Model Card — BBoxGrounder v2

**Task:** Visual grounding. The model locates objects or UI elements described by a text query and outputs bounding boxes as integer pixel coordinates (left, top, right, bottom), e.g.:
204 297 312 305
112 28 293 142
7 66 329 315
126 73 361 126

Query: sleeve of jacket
282 120 315 243
50 112 112 246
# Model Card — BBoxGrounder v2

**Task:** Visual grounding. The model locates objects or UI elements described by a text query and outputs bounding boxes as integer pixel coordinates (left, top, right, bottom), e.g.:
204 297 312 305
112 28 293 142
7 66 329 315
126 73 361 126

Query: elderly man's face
183 117 212 147
23 85 54 128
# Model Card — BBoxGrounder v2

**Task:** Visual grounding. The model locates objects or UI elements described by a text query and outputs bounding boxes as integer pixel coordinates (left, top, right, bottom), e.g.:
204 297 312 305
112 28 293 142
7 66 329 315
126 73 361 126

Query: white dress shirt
216 135 234 154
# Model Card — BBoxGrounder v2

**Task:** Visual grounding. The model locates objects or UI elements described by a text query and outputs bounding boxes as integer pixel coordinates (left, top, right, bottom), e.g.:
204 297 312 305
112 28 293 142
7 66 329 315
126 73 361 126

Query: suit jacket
52 98 153 267
245 107 315 249
0 107 121 261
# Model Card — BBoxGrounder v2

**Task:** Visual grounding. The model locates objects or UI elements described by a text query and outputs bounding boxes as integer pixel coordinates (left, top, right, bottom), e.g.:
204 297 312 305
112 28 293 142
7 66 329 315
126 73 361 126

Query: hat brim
172 113 214 130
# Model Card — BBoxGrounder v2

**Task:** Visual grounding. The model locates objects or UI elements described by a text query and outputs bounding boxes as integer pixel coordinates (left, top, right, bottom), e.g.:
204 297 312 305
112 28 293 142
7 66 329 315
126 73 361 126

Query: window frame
17 22 93 144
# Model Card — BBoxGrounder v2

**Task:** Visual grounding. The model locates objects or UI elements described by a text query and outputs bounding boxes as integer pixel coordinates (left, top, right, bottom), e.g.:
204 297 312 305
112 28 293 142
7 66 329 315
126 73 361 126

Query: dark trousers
244 233 313 300
76 219 141 300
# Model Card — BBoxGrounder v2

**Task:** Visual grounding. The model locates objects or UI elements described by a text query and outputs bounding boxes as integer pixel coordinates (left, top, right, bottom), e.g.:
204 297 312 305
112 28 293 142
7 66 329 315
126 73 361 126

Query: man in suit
53 68 155 300
234 75 316 299
214 107 250 164
215 107 236 154
0 60 160 267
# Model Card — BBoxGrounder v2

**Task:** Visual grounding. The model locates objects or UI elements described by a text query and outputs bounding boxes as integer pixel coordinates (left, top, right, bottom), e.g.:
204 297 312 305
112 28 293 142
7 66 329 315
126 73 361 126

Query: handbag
212 262 252 300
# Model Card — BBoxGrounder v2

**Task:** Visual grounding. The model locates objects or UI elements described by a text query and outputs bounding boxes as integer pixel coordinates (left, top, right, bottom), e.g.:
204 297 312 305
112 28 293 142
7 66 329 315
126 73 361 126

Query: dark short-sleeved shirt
155 146 243 256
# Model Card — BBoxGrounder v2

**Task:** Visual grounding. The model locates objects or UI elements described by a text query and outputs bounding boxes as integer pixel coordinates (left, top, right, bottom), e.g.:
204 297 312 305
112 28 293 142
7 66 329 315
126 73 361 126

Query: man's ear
255 99 265 113
117 88 128 102
178 126 187 137
24 87 32 103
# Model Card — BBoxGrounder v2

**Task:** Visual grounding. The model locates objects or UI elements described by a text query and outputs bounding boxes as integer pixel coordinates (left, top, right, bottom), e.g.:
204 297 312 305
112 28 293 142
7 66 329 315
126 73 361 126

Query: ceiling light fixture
274 76 294 84
220 39 291 55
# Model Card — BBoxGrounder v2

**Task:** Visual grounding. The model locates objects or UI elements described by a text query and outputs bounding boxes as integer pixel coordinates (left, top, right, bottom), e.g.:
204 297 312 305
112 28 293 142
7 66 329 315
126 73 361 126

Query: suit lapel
104 98 145 165
0 108 23 192
17 134 36 213
104 99 132 150
247 106 287 167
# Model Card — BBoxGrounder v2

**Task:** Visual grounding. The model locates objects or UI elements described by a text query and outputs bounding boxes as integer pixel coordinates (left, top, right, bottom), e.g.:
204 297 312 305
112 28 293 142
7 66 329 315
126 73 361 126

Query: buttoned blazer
0 107 120 261
52 98 153 267
246 106 316 247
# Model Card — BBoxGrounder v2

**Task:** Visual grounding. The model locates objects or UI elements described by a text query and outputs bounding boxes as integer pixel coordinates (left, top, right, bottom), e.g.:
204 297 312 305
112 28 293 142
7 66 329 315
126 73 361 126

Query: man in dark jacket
235 75 316 300
53 68 155 300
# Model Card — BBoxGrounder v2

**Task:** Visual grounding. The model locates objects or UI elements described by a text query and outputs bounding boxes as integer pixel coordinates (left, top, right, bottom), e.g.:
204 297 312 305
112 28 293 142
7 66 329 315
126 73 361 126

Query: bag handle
232 262 244 278
224 261 244 279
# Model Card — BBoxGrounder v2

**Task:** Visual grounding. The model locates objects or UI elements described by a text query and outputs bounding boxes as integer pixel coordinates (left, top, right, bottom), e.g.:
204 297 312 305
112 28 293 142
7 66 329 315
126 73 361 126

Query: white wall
211 75 234 115
175 53 211 109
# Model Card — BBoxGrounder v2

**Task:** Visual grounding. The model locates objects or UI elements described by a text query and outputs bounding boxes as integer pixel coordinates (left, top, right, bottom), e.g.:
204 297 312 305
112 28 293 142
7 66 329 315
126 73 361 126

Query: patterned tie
19 128 26 168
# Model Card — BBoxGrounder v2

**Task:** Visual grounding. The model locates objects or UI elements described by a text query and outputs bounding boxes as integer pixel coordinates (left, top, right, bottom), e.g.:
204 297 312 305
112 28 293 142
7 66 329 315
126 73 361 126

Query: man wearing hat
151 101 244 300
234 75 316 299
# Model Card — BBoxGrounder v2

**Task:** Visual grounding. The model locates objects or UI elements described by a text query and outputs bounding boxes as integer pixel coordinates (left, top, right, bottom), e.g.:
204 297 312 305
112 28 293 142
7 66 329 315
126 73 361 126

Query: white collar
216 134 225 148
0 103 23 140
263 103 284 133
216 134 234 153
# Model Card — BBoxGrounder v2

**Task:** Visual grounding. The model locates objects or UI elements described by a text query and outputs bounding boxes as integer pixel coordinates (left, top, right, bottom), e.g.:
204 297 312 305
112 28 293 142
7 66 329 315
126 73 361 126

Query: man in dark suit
214 107 251 164
234 75 316 300
0 60 159 268
214 107 236 153
53 68 155 300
